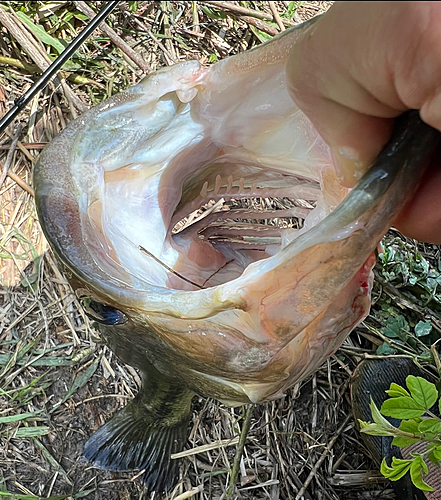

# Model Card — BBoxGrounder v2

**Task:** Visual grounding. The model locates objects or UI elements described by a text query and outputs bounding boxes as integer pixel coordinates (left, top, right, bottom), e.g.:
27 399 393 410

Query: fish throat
169 169 319 289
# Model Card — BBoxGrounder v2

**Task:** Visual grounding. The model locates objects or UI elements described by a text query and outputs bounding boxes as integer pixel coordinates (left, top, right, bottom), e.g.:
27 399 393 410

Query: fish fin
84 366 194 493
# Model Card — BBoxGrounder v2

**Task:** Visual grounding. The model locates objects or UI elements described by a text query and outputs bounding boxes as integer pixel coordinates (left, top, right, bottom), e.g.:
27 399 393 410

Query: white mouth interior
70 60 346 292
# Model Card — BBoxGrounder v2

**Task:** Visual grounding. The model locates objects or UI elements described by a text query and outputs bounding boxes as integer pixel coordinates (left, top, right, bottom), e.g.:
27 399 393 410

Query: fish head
34 25 439 405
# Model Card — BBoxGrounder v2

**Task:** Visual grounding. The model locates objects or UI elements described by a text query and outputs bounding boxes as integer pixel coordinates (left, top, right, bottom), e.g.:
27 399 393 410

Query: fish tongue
83 361 194 492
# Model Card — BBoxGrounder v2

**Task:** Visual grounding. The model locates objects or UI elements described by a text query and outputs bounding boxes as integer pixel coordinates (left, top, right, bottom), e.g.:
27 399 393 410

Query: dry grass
1 2 440 499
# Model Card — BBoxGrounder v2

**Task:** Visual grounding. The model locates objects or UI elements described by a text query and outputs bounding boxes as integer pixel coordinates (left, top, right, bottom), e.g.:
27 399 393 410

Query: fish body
34 20 439 492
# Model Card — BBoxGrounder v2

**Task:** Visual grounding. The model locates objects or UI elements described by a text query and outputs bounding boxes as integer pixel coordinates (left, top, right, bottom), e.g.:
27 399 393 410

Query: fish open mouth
85 141 333 293
33 9 439 405
36 42 358 321
61 52 345 296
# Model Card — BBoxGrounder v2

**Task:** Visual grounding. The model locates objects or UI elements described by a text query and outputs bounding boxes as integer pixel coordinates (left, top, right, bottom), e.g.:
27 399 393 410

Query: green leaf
14 11 81 67
376 342 396 355
415 320 432 337
73 490 97 499
0 492 73 500
386 382 410 398
393 419 424 446
359 421 396 437
381 397 425 419
0 353 72 367
429 445 441 460
381 315 409 339
34 439 71 484
0 411 42 424
418 418 441 437
13 426 50 438
428 448 440 466
380 457 412 481
391 436 420 447
370 398 399 431
410 455 434 492
16 11 66 53
74 13 89 22
399 418 422 434
406 375 438 409
283 1 304 19
200 5 227 19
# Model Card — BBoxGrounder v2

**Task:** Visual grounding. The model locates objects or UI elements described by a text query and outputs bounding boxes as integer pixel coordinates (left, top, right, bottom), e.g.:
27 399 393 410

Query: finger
393 156 441 243
286 2 441 184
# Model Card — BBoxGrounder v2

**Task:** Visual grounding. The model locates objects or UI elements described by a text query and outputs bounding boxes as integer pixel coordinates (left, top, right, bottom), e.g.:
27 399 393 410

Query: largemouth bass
34 20 439 492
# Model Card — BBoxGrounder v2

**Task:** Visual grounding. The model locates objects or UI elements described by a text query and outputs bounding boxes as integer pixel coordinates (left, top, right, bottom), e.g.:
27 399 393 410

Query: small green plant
282 1 306 20
360 375 441 492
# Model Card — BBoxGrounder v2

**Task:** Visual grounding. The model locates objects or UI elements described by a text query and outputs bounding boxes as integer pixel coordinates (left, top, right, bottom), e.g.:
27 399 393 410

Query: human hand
286 1 441 243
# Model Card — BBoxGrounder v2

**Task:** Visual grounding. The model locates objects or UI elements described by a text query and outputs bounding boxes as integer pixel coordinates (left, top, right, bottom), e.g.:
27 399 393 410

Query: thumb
286 2 410 186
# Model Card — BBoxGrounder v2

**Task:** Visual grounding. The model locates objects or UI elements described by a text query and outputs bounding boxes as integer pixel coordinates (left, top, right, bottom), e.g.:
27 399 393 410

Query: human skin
286 1 441 243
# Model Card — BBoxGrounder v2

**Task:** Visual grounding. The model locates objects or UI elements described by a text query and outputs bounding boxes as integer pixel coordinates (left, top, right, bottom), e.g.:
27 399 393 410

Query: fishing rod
0 0 120 134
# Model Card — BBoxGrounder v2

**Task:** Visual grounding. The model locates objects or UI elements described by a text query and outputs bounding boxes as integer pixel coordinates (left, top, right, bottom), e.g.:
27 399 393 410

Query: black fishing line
0 0 120 134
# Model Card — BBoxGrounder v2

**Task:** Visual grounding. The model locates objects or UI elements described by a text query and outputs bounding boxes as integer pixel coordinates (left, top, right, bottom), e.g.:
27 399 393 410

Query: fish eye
81 298 127 325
